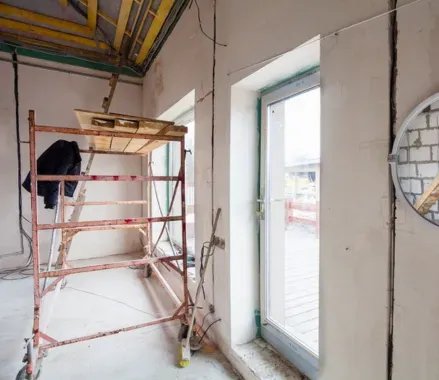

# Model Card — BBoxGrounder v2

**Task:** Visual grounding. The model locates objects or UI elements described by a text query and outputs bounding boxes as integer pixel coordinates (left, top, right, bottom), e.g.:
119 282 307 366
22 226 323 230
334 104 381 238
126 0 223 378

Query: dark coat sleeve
22 140 82 209
64 161 81 197
43 157 72 209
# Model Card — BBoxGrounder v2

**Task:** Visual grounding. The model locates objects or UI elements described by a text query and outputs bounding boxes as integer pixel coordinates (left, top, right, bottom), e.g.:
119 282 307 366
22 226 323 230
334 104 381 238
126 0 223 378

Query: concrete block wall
397 111 439 223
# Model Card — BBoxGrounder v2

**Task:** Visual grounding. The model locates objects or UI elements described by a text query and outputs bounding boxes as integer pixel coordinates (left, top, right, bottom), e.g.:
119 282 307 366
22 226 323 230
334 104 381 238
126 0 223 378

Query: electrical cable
198 318 221 343
64 286 174 318
199 241 216 300
0 50 34 280
210 0 218 309
200 311 213 328
189 0 226 47
227 0 423 77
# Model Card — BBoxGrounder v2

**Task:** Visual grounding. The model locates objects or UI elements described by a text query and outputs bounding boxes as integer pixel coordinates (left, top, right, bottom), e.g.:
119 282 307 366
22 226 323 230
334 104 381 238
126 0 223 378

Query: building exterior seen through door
260 71 320 379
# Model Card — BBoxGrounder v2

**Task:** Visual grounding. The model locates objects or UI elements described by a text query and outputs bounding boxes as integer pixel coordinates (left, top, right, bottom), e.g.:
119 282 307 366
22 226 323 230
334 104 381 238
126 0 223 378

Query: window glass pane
266 87 320 355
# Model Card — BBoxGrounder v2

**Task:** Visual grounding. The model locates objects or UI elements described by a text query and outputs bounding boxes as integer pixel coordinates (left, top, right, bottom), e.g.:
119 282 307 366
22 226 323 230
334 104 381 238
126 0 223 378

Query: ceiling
0 0 189 77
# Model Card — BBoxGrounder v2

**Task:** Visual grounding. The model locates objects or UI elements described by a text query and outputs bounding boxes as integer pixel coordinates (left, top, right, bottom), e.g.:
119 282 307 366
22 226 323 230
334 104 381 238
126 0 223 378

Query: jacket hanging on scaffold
22 140 82 209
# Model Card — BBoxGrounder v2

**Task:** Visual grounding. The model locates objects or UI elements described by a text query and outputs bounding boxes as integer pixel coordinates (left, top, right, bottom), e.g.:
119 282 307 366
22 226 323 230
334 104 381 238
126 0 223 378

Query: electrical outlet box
213 236 225 250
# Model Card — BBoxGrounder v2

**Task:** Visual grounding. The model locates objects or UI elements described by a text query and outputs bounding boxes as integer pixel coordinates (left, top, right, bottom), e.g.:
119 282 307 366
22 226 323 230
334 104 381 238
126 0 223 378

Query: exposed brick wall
397 107 439 223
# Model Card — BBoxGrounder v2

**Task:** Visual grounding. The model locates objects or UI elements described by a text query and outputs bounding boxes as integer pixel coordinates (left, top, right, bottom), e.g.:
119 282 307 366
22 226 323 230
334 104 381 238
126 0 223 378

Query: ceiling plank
87 0 98 33
59 0 68 6
129 0 152 58
0 3 92 35
0 18 110 50
0 31 118 62
135 0 175 65
114 0 134 51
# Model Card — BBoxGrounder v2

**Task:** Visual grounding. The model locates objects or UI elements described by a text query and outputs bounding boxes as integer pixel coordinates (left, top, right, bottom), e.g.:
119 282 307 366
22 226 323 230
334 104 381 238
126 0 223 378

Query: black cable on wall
12 50 24 256
0 51 33 279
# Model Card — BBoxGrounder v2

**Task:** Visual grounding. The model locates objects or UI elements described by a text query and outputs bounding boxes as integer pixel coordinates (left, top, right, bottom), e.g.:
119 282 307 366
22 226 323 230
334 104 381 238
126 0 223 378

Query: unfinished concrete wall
393 1 439 379
0 57 143 267
142 0 393 378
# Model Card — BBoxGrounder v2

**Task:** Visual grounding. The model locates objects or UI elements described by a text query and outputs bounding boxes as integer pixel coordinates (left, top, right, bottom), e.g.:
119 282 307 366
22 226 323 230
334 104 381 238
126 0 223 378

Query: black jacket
23 140 82 209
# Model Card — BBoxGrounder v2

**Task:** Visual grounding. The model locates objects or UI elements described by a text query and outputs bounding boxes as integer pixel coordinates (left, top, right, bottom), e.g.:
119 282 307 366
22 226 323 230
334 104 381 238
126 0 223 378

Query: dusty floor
0 256 239 380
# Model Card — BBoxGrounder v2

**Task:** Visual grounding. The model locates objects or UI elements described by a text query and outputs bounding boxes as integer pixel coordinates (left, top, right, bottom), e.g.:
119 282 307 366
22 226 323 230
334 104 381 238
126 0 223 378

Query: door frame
259 69 320 379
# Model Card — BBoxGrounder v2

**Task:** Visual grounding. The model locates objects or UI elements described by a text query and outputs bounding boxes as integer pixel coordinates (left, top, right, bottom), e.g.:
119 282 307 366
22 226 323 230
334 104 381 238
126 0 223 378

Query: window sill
232 339 308 380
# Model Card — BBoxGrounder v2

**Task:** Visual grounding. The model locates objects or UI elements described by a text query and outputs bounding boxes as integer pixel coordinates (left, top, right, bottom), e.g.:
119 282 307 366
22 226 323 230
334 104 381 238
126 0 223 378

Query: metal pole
29 110 40 348
42 186 61 291
180 138 189 316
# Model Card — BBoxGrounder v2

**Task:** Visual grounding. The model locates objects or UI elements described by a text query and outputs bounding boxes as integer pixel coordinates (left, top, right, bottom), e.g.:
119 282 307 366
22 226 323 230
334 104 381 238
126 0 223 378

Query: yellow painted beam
0 18 110 50
0 3 91 35
114 0 134 51
87 0 98 33
59 0 68 6
0 31 118 62
135 0 175 64
129 0 151 58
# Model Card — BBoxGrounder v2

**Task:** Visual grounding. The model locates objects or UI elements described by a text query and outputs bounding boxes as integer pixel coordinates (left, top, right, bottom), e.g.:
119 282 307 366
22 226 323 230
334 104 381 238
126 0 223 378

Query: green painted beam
260 65 320 96
0 42 142 77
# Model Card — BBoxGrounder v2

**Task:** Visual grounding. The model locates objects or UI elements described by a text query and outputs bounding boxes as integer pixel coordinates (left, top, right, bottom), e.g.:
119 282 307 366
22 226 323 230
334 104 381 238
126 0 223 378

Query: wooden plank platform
74 109 187 154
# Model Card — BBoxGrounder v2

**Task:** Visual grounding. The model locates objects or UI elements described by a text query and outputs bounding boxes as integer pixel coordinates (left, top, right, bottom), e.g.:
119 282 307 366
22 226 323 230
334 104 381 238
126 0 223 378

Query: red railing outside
285 199 320 236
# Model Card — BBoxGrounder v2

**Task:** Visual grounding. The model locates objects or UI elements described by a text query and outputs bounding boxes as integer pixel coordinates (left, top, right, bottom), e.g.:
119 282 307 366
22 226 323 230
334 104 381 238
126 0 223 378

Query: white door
260 71 320 379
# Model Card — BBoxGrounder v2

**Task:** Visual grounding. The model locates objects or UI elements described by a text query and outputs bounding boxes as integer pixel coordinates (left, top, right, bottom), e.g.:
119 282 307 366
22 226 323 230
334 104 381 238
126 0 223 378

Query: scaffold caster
145 264 152 278
16 365 42 380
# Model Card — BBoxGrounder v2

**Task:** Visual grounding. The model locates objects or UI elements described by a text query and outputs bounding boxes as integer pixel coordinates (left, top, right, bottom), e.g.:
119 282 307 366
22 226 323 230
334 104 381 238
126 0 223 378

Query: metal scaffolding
20 109 190 379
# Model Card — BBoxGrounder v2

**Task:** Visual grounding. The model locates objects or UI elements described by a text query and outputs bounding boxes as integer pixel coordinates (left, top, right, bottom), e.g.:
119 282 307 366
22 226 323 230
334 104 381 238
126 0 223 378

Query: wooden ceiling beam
135 0 175 64
0 3 92 35
87 0 98 33
0 31 118 62
78 0 145 45
0 17 110 50
114 0 134 51
129 0 152 58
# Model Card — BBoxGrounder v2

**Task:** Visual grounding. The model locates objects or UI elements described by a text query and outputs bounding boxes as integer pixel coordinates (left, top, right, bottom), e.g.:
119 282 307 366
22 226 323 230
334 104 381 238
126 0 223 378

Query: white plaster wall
393 1 439 379
0 59 143 266
320 20 390 380
229 87 259 345
141 1 392 379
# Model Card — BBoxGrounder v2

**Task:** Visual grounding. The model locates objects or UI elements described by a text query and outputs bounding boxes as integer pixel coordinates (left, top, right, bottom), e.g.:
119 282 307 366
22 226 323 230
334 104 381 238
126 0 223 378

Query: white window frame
260 70 320 379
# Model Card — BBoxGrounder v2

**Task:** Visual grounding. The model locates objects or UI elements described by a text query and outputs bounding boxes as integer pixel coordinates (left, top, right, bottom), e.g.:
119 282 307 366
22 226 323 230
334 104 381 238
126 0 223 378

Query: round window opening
391 93 439 225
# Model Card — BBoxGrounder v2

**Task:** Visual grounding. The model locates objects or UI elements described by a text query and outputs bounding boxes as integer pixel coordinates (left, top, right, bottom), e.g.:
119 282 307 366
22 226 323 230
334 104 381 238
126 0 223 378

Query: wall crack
387 0 398 379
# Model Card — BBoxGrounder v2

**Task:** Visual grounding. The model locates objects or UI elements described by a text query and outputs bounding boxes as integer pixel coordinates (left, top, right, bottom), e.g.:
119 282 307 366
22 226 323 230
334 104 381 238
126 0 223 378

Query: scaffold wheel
16 365 42 380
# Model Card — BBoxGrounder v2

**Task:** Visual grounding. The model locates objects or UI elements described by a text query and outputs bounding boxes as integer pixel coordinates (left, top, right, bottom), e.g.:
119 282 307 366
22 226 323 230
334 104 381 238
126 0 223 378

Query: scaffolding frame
23 110 190 378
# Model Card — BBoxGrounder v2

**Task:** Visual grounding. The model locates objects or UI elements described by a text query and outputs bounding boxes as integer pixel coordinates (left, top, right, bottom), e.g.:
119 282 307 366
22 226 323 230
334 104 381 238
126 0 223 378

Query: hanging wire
198 318 221 344
0 50 33 280
188 0 227 47
199 240 216 300
227 0 423 77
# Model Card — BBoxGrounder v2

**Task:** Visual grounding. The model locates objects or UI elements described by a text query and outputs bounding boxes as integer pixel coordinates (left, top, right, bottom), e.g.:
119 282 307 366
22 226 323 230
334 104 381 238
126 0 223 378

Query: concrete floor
0 255 239 380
